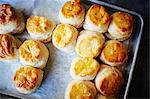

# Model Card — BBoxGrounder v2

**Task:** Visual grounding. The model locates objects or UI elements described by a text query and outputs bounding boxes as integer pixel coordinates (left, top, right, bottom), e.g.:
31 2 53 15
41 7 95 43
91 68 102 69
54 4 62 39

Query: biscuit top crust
0 34 16 58
53 24 75 48
70 81 96 99
26 16 52 34
61 1 83 18
13 66 41 90
112 12 133 32
98 66 124 96
103 40 127 63
0 4 16 24
73 57 99 76
89 4 110 26
19 40 43 62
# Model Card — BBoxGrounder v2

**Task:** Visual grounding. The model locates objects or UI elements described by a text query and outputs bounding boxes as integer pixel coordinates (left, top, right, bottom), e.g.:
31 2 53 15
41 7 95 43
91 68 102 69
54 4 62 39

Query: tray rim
87 0 144 98
0 0 144 99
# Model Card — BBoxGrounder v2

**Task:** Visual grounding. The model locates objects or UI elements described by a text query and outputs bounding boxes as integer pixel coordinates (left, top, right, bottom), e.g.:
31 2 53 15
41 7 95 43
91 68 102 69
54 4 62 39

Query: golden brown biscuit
76 30 105 58
13 66 43 94
65 80 97 99
83 4 110 33
52 24 78 53
26 16 56 43
107 12 133 41
70 57 100 80
100 40 128 66
95 64 124 96
59 1 85 28
0 34 21 61
19 40 49 69
0 4 25 34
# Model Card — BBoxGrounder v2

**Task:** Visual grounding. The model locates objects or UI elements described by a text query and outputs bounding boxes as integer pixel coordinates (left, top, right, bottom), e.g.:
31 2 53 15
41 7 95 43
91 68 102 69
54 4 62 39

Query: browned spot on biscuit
0 4 16 24
89 4 110 26
14 66 41 90
100 67 124 96
103 41 127 63
112 12 133 32
61 1 83 18
0 34 14 58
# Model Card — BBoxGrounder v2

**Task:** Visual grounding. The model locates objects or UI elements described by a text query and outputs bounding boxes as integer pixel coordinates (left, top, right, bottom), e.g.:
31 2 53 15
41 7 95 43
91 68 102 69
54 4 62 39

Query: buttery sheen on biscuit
107 12 133 41
0 34 22 62
59 1 85 28
70 57 100 80
76 30 105 58
0 4 25 34
95 64 124 96
83 4 110 33
65 80 97 99
52 24 78 53
100 40 128 66
13 66 43 94
19 40 49 69
26 16 56 43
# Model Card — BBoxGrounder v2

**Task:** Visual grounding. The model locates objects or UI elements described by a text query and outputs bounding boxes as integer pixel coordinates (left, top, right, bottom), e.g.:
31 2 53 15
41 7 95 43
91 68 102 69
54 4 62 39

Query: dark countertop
0 0 149 98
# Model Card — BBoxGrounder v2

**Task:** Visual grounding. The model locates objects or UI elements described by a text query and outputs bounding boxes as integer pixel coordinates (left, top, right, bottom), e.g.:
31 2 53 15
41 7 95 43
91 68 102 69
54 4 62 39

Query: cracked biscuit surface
83 4 110 33
19 40 49 69
59 1 85 28
13 66 43 94
26 16 56 43
0 34 21 61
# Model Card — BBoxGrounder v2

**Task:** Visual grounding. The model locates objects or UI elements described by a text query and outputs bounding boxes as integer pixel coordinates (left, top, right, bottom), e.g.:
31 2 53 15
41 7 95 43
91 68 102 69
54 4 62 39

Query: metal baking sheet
0 0 144 99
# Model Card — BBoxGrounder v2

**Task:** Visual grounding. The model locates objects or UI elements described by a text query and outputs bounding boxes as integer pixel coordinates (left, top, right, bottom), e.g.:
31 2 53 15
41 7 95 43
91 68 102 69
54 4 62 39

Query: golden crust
61 1 83 18
19 40 42 62
0 34 21 59
73 57 99 76
52 24 74 48
69 81 97 99
88 4 110 26
97 64 124 96
13 66 42 90
26 16 52 34
112 12 133 32
0 4 16 24
77 32 105 58
103 40 127 63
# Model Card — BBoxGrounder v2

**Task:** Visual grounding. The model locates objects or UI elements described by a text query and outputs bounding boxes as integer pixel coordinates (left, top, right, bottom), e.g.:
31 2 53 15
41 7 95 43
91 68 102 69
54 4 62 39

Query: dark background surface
0 0 149 98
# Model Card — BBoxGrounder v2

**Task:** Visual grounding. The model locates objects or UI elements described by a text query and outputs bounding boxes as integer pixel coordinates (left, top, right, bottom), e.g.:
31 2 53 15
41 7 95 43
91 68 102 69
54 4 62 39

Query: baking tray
0 0 144 99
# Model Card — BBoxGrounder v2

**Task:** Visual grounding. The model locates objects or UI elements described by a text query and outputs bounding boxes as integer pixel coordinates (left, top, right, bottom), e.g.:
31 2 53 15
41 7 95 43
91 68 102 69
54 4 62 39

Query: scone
59 0 85 28
0 4 25 34
0 34 22 62
83 4 110 33
26 16 56 43
70 57 100 80
95 64 124 96
52 24 78 53
100 40 128 66
76 30 105 58
107 12 133 41
65 80 97 99
13 66 43 94
19 40 49 69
